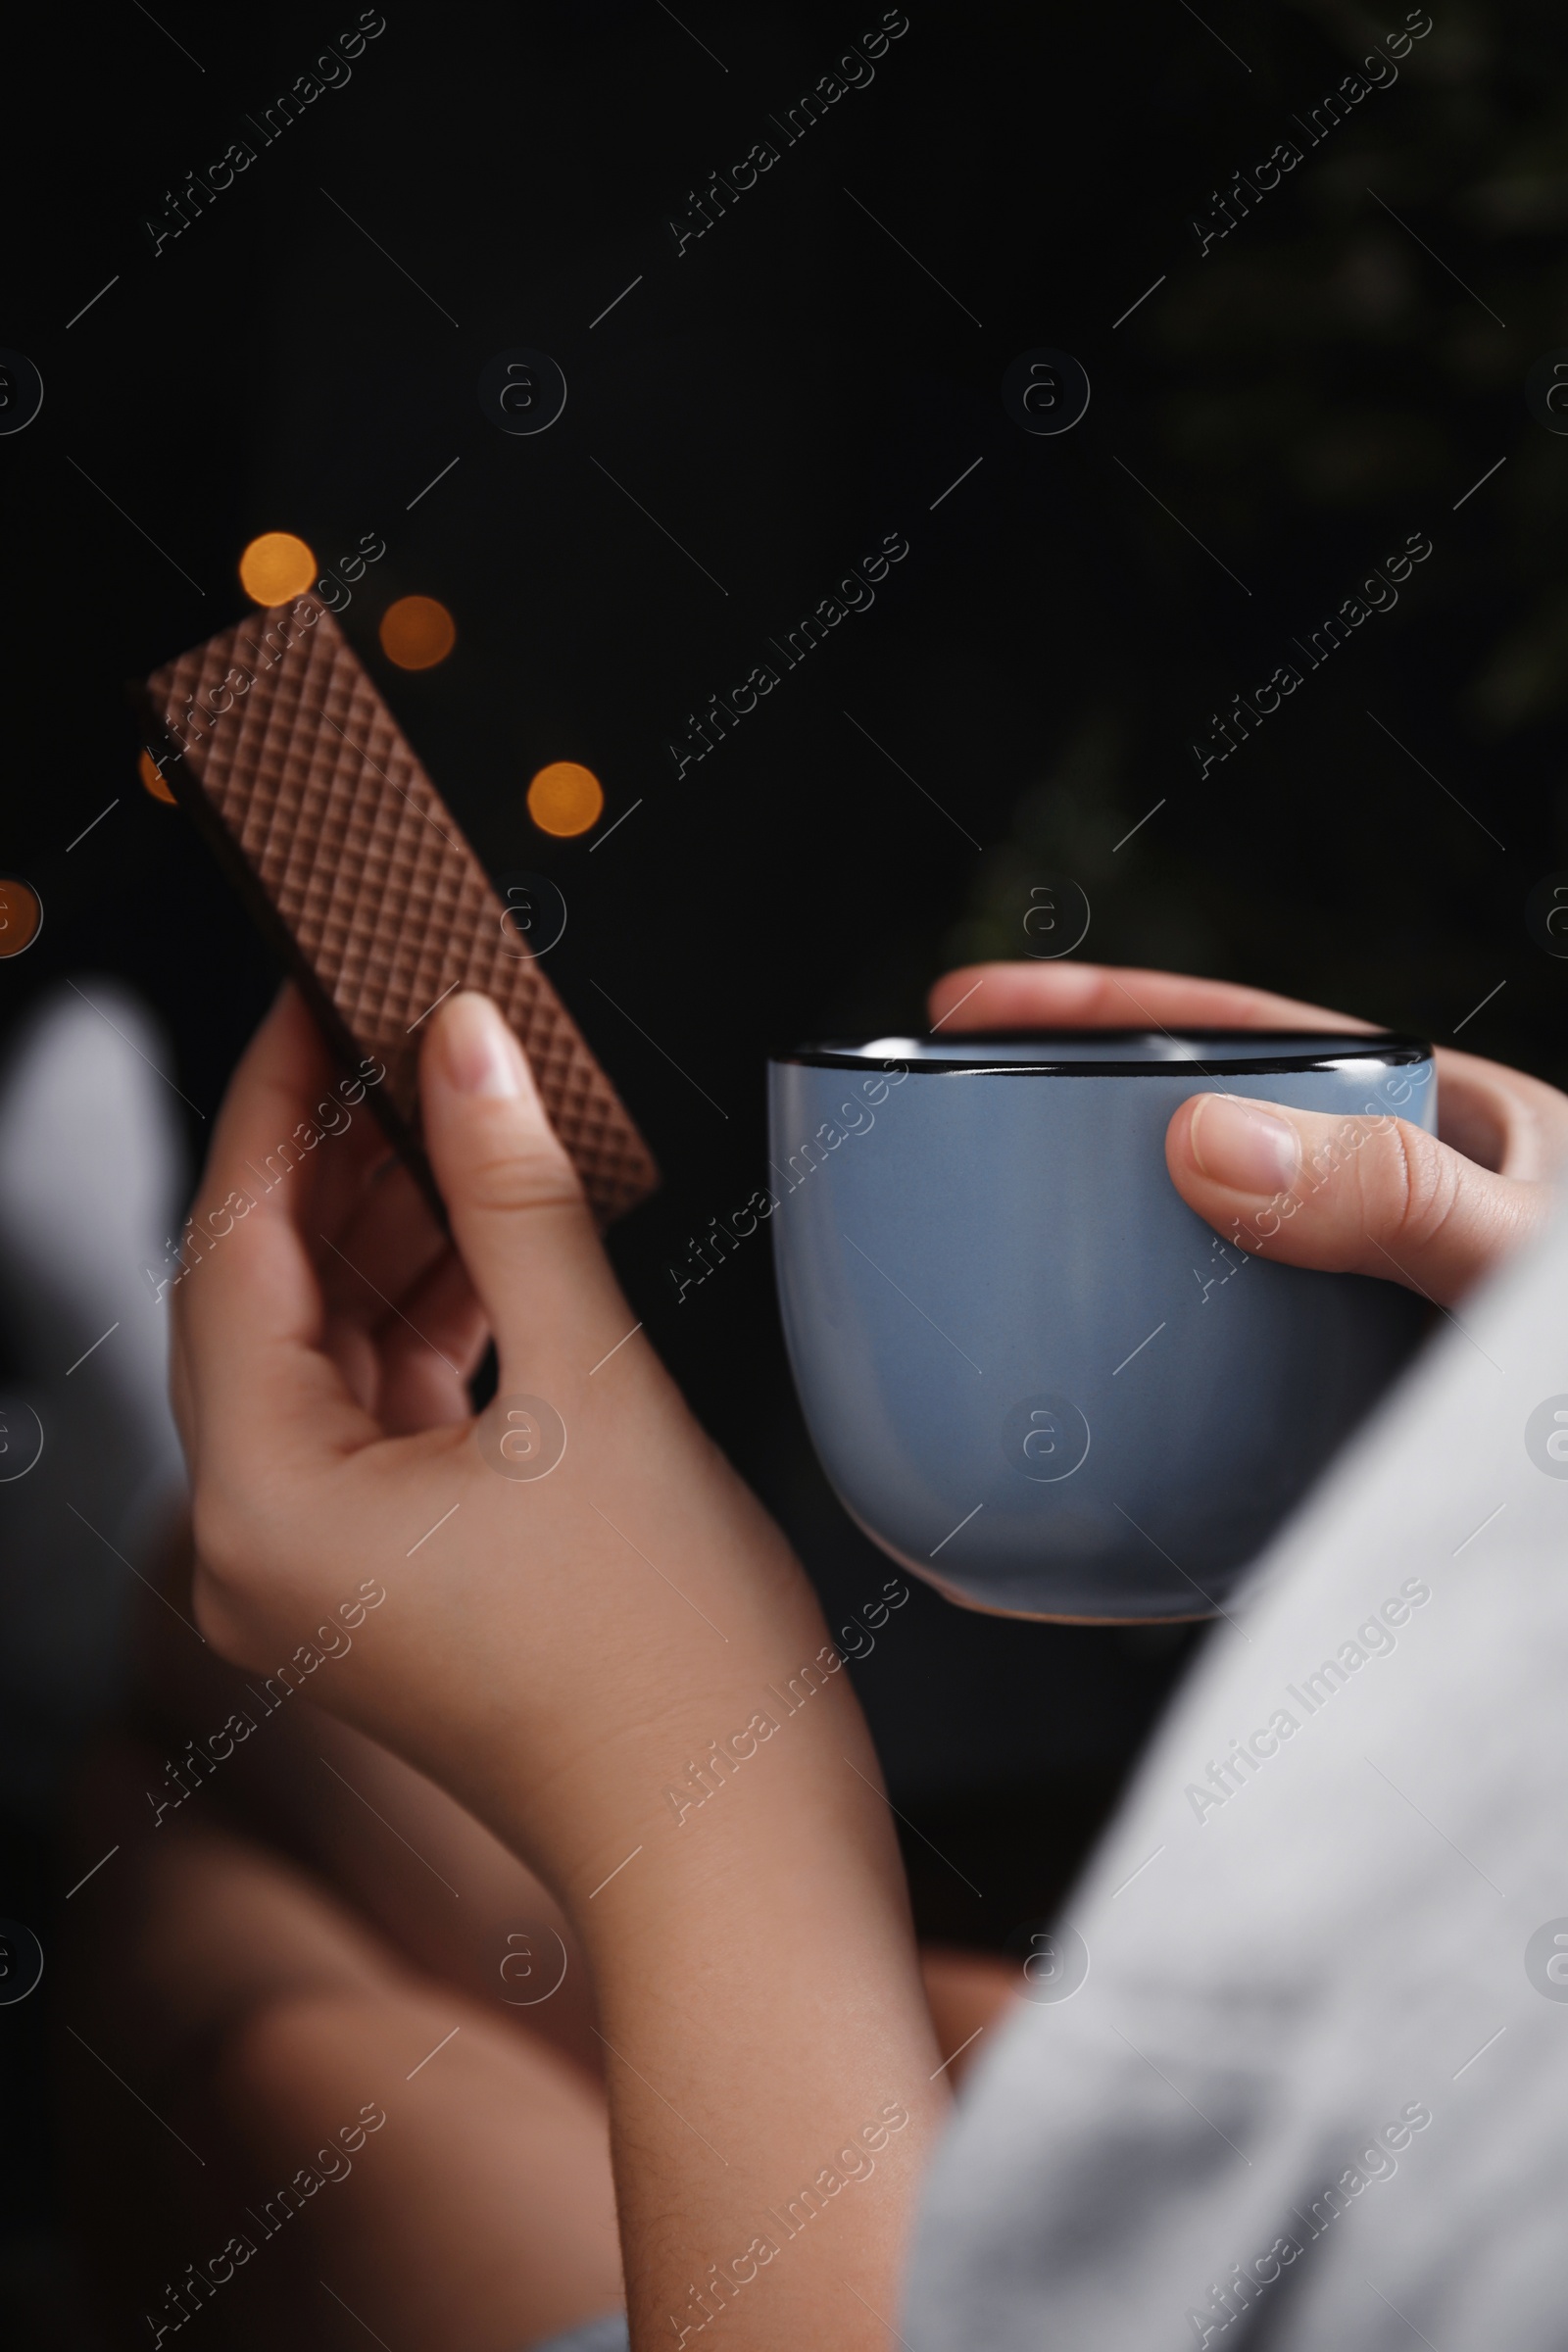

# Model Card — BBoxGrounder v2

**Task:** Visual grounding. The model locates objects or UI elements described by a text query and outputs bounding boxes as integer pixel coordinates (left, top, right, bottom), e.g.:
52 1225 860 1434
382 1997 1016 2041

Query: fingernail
438 993 521 1098
1189 1094 1301 1195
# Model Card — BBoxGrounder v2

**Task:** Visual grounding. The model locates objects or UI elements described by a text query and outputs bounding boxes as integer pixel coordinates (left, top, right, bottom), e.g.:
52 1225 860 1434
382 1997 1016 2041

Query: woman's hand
928 962 1568 1307
172 984 867 1899
171 986 943 2351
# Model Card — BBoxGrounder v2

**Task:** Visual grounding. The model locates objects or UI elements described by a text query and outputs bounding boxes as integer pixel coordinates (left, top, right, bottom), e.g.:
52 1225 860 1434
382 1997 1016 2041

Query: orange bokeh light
138 749 176 804
238 531 317 606
0 880 43 958
379 595 457 670
527 761 605 838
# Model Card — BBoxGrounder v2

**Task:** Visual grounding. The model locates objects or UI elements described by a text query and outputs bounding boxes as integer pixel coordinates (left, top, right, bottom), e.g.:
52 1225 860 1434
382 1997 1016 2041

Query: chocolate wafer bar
140 596 658 1225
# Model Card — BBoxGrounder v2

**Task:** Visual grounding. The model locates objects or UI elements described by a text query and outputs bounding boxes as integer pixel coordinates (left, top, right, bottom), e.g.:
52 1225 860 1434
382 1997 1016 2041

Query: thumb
1166 1091 1552 1306
419 992 629 1372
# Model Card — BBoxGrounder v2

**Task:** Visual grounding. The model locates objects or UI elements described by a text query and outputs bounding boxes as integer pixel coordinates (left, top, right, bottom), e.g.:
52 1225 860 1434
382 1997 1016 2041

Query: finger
375 1347 474 1438
927 961 1375 1036
371 1250 490 1431
173 989 379 1471
417 994 631 1379
1165 1092 1554 1305
318 1153 449 1338
1433 1046 1568 1181
374 1253 490 1436
319 1232 487 1426
393 1248 489 1380
297 1062 396 1246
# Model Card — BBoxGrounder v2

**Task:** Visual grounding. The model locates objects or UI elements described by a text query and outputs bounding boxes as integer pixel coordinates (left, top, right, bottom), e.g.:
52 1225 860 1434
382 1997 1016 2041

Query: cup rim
770 1027 1433 1077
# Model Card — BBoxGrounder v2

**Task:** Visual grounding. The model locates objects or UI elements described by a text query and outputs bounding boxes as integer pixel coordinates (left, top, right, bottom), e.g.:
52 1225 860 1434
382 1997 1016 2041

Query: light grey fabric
528 2316 628 2352
0 981 187 1818
906 1196 1568 2349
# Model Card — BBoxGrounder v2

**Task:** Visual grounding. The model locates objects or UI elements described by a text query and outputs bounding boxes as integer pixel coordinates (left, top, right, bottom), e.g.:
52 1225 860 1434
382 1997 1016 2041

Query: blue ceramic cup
767 1030 1435 1621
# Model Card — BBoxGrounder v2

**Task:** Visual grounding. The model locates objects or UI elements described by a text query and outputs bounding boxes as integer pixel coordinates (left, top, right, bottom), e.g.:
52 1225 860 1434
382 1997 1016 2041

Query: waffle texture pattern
148 601 658 1224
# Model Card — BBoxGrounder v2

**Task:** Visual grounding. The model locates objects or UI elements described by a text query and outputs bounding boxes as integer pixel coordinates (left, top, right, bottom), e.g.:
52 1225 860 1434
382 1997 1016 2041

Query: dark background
2 0 1565 2333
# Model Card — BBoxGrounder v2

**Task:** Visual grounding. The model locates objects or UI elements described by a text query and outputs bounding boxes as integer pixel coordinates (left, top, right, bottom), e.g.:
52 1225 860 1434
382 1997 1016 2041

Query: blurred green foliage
940 0 1568 1078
